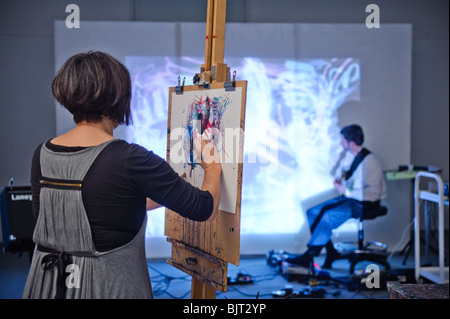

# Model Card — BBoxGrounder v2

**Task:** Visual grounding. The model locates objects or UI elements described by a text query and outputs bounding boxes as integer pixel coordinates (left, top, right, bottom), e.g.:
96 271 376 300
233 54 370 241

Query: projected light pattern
126 56 360 236
239 57 360 234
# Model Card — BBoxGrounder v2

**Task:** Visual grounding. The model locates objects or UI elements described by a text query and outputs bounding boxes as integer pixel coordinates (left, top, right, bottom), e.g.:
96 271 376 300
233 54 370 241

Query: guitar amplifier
0 186 36 254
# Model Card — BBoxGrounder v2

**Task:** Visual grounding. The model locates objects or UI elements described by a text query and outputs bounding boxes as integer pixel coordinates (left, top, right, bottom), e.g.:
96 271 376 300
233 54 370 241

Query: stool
328 206 391 274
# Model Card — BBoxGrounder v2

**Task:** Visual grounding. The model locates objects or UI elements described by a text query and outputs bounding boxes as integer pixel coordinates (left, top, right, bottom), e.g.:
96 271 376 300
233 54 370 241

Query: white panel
54 22 412 258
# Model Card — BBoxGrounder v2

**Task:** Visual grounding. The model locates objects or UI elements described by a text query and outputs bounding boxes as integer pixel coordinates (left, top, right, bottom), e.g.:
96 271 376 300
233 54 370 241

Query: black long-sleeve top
31 139 213 252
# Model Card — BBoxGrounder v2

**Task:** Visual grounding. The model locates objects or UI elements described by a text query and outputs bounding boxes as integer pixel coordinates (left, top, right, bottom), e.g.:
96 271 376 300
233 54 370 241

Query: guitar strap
344 147 371 180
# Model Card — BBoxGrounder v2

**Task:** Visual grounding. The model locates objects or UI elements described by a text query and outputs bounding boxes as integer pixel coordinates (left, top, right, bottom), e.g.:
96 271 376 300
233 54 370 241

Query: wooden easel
195 0 229 85
165 0 245 299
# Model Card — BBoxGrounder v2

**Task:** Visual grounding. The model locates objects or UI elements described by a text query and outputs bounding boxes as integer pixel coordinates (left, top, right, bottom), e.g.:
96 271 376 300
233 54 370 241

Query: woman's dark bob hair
51 51 132 125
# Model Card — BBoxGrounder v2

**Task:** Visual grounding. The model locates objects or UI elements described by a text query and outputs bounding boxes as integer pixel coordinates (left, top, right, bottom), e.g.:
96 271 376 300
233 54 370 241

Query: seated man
286 124 387 268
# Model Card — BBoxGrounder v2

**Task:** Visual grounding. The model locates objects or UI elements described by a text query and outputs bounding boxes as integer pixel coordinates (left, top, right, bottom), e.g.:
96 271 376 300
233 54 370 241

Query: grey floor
1 245 425 300
149 253 418 299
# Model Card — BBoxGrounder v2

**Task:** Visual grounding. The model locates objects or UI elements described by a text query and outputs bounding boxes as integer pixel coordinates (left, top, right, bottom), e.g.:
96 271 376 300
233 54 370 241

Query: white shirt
337 151 388 202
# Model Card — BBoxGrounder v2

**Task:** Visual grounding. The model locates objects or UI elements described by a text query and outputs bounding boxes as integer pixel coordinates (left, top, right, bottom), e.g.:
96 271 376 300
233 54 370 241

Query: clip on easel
175 76 185 94
165 0 244 299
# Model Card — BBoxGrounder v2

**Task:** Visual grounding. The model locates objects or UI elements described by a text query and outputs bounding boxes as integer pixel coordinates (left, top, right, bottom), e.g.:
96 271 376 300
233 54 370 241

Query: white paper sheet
169 87 243 214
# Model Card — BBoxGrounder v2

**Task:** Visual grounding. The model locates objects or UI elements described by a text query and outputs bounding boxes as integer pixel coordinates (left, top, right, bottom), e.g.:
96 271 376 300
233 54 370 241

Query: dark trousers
306 195 363 247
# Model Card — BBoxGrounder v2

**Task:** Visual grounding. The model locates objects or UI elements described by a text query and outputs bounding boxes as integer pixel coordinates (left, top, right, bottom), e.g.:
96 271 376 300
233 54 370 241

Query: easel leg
191 277 216 299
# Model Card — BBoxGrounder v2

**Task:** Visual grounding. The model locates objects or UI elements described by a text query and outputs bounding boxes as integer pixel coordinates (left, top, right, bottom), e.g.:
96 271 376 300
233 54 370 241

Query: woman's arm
146 173 187 211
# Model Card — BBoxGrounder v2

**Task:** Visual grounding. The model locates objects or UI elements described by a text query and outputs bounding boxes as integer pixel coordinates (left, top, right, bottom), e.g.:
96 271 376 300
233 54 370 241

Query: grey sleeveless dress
22 139 153 299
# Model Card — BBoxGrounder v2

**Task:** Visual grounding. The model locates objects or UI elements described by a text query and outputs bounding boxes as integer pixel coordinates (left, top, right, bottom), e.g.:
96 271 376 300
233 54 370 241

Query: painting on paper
168 86 245 214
